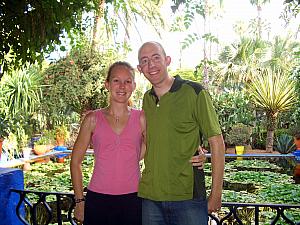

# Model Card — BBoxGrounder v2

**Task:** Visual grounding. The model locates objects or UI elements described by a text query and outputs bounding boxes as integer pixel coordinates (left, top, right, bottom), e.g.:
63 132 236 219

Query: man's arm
207 134 225 213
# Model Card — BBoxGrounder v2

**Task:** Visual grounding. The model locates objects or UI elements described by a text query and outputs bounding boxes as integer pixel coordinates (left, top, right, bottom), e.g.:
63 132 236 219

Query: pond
23 155 300 224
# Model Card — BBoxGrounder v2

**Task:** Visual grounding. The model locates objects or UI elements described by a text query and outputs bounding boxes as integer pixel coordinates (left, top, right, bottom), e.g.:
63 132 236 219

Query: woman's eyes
112 79 132 84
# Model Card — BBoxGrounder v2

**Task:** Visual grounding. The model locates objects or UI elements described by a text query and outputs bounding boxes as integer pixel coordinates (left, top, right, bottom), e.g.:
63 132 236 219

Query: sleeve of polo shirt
195 90 222 139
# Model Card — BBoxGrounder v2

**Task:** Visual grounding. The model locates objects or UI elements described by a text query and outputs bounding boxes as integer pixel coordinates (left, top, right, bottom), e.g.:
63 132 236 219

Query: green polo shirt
138 75 221 201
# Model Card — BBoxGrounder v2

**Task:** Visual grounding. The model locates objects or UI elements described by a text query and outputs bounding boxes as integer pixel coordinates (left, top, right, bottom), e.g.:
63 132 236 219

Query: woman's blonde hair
106 61 135 81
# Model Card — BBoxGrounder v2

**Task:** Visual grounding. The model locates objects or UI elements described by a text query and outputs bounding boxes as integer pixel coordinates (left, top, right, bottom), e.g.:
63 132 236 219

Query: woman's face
105 65 136 104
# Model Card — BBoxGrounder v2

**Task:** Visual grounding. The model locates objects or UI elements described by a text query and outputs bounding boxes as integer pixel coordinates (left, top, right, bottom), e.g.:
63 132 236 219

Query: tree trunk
266 130 274 153
257 4 262 39
203 0 209 88
266 112 277 153
91 0 105 52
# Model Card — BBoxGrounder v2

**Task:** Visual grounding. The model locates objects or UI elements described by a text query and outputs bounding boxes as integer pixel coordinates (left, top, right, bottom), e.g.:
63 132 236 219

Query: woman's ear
104 80 109 91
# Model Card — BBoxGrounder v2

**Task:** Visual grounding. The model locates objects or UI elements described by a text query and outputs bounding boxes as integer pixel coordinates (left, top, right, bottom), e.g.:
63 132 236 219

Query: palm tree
248 68 297 152
217 37 269 84
265 35 300 72
249 0 270 39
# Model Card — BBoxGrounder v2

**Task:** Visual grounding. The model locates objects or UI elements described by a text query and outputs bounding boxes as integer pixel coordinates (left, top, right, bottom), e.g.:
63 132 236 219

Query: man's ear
137 65 142 73
166 56 171 66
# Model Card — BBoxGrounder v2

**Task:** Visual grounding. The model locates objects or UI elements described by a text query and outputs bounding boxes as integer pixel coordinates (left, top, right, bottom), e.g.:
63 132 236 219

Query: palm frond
248 68 297 115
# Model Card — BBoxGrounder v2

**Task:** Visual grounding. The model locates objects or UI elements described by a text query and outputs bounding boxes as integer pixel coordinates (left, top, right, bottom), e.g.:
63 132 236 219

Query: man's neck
153 75 175 98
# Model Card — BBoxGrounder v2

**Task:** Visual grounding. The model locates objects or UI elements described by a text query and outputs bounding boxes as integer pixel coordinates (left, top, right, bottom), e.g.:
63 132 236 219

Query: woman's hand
73 201 85 224
189 146 207 169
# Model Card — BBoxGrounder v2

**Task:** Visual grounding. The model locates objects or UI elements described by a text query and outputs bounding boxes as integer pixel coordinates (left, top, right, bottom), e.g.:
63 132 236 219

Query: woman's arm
70 112 96 223
139 110 147 160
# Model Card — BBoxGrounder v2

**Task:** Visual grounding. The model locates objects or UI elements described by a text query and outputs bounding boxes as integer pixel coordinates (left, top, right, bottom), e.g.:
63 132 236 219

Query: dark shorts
84 189 142 225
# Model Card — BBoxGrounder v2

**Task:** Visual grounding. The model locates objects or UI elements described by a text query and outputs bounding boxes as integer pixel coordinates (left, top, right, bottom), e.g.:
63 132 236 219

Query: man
137 41 225 225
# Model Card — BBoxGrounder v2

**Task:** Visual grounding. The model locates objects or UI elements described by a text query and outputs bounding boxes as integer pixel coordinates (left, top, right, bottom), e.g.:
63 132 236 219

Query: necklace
107 107 130 124
114 115 120 123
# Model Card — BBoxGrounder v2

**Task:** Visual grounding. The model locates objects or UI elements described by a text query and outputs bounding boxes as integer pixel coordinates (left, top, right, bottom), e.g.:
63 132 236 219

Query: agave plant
275 134 296 154
248 68 297 152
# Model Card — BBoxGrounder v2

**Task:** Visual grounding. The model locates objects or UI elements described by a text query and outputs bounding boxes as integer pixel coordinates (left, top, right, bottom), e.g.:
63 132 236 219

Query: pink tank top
88 109 142 195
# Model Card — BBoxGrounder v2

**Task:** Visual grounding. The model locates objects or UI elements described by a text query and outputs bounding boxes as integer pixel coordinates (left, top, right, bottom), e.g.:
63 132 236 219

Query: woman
70 61 204 225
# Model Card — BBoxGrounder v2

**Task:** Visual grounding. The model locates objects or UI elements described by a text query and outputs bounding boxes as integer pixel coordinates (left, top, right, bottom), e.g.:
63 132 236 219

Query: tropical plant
41 39 117 125
55 124 70 146
55 125 70 140
91 0 165 51
1 65 43 117
248 68 297 152
275 134 296 154
0 114 10 140
170 68 202 82
2 133 19 160
35 137 51 146
249 0 271 39
17 128 29 150
226 123 253 146
35 130 55 146
169 0 223 87
213 89 255 135
291 65 300 124
280 0 300 26
265 35 300 72
217 37 269 84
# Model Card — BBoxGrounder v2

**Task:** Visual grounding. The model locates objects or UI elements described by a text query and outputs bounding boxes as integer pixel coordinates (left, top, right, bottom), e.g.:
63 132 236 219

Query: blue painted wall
0 168 25 225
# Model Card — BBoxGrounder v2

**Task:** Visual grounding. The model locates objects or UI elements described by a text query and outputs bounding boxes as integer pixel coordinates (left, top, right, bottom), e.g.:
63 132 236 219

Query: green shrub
226 123 252 146
212 90 254 135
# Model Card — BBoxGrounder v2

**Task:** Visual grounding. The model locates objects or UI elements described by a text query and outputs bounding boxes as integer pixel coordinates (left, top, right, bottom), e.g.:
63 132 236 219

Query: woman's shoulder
82 109 103 125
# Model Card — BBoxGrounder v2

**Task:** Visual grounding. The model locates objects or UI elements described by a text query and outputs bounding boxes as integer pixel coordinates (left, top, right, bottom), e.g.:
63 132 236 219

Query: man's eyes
140 56 161 65
153 56 161 61
141 59 149 65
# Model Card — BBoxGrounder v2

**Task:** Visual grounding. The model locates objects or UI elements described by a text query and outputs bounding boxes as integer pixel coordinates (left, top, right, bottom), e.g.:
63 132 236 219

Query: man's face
137 43 171 86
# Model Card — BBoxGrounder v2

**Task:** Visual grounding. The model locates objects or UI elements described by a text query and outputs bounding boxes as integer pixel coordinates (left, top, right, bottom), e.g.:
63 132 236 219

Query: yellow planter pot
235 145 245 160
235 146 245 155
34 145 49 155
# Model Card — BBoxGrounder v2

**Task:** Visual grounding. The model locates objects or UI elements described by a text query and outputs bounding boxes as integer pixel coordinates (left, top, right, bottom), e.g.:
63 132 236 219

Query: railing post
0 168 25 225
255 206 259 225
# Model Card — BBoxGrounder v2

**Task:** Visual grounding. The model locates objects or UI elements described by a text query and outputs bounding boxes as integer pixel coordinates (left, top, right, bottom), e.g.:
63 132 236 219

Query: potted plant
55 124 69 146
226 123 252 155
33 130 55 155
18 128 32 170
